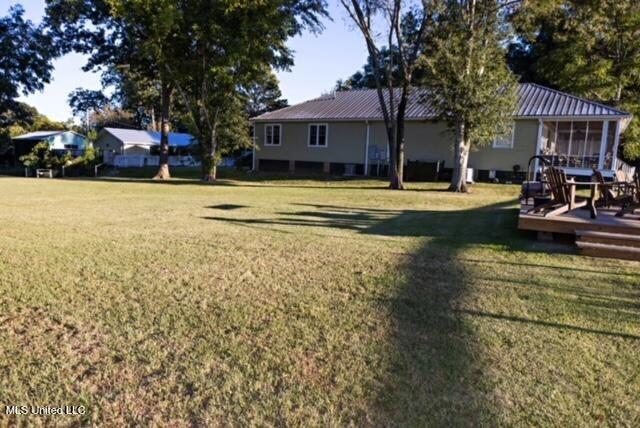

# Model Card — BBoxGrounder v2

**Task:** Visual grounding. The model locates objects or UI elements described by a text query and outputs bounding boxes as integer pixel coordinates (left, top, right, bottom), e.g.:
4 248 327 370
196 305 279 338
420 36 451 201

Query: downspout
364 120 370 176
251 123 257 171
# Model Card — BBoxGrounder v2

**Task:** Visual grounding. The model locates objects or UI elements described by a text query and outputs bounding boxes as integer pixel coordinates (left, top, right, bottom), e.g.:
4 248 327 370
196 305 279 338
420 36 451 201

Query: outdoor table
36 169 53 179
562 181 602 218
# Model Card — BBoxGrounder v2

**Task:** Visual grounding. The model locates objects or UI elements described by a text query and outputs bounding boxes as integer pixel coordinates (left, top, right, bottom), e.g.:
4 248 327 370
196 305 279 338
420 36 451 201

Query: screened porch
538 119 621 175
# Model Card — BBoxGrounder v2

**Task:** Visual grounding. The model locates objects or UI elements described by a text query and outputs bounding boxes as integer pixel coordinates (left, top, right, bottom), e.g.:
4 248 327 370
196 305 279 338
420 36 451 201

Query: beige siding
470 120 539 171
253 119 540 172
255 122 366 164
403 121 455 164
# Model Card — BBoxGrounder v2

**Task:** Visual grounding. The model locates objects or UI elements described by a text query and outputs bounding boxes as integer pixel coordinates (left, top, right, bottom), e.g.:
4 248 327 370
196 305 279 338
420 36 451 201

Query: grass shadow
204 198 640 423
377 237 498 424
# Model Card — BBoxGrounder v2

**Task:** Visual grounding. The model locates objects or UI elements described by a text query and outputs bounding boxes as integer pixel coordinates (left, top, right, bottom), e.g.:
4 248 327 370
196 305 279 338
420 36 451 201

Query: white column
598 121 609 170
534 119 543 177
612 120 621 170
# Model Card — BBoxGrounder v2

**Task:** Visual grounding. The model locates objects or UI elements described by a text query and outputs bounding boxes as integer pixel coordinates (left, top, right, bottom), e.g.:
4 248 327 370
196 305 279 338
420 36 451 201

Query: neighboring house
95 127 198 167
250 83 632 180
12 131 89 159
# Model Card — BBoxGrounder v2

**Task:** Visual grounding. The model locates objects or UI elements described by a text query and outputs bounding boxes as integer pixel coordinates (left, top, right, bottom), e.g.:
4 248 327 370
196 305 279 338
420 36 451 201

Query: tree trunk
386 129 405 190
150 107 157 131
449 121 471 193
392 88 409 190
201 130 217 182
153 81 172 180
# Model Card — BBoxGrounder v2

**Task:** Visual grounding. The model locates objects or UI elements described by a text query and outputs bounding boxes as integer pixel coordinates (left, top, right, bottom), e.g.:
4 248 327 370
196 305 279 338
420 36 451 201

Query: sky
7 0 368 122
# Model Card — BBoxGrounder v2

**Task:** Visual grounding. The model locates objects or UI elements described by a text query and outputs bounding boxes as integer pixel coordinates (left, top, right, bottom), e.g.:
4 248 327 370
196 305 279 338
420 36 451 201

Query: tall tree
244 71 289 119
0 5 57 117
509 0 640 160
419 0 519 192
102 0 183 180
45 0 179 179
335 48 417 91
68 88 110 131
169 0 328 181
340 0 431 190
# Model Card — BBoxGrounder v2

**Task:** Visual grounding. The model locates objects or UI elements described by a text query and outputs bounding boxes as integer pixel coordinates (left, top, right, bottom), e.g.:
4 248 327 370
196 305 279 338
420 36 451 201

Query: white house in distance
12 131 89 159
95 127 198 167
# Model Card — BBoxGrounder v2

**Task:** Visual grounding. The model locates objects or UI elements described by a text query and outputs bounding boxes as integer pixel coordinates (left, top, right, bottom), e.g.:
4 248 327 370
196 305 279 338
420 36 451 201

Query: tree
106 67 162 131
169 0 328 181
99 0 183 180
68 88 110 131
419 0 519 192
88 107 137 131
45 0 179 179
340 0 431 190
0 5 57 116
335 48 411 91
509 0 640 160
244 71 289 119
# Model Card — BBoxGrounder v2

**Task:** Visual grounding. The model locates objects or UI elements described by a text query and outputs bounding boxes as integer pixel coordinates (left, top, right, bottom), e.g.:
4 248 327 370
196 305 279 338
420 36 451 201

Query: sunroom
537 119 629 176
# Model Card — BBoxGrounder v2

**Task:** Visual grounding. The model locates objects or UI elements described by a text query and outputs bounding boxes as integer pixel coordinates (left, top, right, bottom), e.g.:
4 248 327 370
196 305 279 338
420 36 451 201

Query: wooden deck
519 205 640 261
519 206 640 236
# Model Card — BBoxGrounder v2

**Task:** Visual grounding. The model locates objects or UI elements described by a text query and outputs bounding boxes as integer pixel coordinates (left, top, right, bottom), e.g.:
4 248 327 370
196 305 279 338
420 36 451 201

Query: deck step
576 241 640 261
576 230 640 248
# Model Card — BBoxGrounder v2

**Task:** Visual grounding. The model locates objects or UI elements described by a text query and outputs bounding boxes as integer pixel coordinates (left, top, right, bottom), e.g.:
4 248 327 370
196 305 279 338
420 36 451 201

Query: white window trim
308 123 329 148
264 124 282 146
493 123 515 149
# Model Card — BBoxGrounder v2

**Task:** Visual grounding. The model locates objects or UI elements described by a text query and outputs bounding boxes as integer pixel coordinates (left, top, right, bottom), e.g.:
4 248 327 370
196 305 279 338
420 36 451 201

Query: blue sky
8 0 368 122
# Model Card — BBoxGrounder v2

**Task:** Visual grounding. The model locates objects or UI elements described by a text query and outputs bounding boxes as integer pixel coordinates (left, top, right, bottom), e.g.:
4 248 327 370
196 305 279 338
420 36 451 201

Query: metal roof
101 127 196 147
252 83 630 122
12 131 68 141
516 83 629 118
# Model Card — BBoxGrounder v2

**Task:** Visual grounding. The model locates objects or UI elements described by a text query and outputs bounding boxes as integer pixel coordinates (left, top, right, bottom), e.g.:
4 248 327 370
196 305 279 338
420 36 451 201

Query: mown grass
0 173 639 426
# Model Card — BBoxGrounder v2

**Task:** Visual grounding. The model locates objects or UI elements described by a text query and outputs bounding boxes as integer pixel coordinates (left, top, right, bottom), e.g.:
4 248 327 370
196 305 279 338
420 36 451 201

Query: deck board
518 206 640 236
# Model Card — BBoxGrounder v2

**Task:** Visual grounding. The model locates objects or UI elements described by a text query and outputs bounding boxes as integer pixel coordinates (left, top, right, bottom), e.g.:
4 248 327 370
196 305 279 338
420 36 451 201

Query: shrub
19 142 69 171
62 146 103 177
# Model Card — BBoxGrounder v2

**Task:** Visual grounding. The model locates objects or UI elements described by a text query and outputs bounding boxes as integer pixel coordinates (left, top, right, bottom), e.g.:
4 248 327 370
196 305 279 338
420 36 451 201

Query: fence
113 155 200 168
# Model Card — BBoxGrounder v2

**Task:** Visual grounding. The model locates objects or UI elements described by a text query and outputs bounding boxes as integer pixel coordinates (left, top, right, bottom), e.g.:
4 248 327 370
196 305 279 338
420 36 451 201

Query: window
265 124 281 146
493 123 515 149
308 124 328 147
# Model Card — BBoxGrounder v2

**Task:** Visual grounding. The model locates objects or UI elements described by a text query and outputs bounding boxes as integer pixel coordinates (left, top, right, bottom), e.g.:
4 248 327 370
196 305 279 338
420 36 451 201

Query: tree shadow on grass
66 174 457 191
361 202 640 424
203 199 523 240
202 201 494 422
204 200 640 423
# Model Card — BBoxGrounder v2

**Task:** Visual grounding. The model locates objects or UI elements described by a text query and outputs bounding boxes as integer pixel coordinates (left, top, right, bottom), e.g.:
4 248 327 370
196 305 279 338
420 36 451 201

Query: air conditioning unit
466 168 475 183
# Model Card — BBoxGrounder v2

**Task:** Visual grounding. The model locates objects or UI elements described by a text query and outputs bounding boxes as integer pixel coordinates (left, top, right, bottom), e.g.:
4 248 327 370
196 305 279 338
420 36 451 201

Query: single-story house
12 131 89 159
250 83 632 180
95 127 198 167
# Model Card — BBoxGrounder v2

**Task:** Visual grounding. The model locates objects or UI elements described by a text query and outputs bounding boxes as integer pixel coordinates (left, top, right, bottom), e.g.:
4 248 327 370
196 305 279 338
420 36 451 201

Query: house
12 131 89 159
250 83 632 180
95 127 198 167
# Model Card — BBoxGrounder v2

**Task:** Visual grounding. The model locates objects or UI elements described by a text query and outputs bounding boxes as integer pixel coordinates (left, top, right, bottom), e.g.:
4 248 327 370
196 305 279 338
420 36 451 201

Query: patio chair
528 167 597 218
592 169 634 209
617 172 640 218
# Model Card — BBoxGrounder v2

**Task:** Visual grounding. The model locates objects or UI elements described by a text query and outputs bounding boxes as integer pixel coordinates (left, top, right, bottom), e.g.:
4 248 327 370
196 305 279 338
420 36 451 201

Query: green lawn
0 174 639 426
